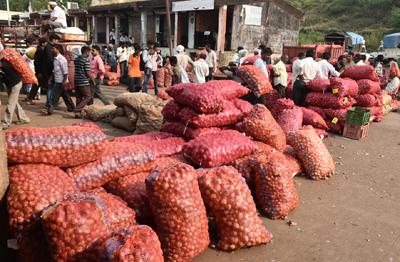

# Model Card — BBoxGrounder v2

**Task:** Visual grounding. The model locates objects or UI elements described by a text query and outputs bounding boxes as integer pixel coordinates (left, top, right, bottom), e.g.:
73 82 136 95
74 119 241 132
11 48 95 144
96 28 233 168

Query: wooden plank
217 5 227 53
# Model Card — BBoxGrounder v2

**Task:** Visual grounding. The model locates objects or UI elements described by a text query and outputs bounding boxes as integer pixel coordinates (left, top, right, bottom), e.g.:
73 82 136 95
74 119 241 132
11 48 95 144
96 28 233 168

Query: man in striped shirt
74 46 95 117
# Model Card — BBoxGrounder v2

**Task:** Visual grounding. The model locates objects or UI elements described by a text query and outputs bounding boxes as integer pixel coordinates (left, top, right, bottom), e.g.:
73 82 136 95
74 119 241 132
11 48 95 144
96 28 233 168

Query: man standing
0 53 31 129
292 52 304 85
44 44 75 115
293 49 321 106
205 44 217 81
26 37 48 104
273 55 289 98
151 45 162 95
127 45 142 92
43 34 60 113
109 29 116 45
43 1 67 31
90 45 110 105
354 54 365 65
74 46 95 117
117 43 128 78
254 48 271 78
193 53 209 83
142 41 156 93
318 52 340 79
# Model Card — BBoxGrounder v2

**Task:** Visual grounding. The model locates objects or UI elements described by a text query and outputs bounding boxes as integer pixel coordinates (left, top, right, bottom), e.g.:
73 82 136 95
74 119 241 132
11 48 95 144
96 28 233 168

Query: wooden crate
343 123 370 140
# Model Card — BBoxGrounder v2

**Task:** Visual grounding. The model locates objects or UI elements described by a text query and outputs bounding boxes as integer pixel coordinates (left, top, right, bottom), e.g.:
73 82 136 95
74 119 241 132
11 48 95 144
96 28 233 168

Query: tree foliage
0 0 91 12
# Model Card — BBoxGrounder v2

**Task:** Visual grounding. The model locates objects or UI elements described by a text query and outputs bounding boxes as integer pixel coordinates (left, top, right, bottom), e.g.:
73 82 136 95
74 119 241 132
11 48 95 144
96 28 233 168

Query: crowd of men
232 45 400 105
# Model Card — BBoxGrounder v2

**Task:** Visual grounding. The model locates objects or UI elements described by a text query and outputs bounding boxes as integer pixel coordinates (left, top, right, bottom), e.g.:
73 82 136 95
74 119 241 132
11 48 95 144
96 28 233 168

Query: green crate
346 107 371 125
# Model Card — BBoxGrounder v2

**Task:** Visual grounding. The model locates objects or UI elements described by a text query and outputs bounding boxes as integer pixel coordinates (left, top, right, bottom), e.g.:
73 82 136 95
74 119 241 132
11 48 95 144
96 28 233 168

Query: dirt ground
1 86 400 262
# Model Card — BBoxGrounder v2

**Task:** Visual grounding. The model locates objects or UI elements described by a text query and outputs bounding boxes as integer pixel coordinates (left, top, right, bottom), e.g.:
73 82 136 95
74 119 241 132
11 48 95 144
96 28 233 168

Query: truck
282 43 345 63
0 24 88 90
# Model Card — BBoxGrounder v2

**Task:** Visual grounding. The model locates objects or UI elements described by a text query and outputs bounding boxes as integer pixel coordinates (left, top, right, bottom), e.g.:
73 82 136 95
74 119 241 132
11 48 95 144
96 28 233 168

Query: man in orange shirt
128 45 142 92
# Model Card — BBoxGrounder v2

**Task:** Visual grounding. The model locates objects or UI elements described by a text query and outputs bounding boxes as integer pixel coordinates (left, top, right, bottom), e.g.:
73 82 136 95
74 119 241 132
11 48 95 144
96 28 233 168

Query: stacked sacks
356 79 383 122
161 81 251 140
306 78 358 134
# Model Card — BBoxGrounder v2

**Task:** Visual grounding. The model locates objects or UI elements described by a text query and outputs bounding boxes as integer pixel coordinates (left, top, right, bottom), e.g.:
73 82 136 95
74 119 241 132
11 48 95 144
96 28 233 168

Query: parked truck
282 43 345 63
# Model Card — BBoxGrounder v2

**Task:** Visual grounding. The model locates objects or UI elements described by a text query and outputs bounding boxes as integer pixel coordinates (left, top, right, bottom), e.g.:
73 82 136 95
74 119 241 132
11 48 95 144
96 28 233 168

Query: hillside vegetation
287 0 400 50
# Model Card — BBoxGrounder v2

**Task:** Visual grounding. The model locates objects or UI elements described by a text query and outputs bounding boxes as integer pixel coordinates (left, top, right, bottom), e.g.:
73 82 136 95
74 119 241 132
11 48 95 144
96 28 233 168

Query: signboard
243 5 262 26
172 0 214 12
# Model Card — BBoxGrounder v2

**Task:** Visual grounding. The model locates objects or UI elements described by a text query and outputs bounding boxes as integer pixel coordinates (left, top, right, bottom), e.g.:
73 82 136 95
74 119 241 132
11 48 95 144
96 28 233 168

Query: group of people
233 44 400 106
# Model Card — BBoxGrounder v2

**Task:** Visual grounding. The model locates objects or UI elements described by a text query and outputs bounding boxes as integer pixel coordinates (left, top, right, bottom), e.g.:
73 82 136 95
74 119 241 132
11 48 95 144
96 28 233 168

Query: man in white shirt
193 53 209 83
293 49 321 106
253 48 270 79
44 44 74 115
142 41 156 93
354 54 366 65
109 29 116 44
292 52 305 84
117 43 128 78
205 44 217 81
318 52 340 79
43 2 67 31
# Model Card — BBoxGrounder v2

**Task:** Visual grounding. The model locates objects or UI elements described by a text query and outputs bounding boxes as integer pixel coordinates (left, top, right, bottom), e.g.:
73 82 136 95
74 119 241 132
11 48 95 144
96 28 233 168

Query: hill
287 0 400 50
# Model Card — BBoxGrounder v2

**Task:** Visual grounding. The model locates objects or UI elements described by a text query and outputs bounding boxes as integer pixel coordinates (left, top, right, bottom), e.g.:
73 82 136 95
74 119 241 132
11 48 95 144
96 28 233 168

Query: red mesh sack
252 153 299 219
161 121 221 140
230 155 254 186
67 142 155 191
329 78 359 97
287 127 335 180
370 106 383 122
105 71 120 80
198 166 273 250
307 106 327 118
355 94 380 107
105 172 151 223
324 107 351 125
88 188 136 232
98 225 163 262
232 98 253 114
306 79 331 92
236 105 286 152
178 100 242 128
241 55 259 65
284 154 304 177
6 126 107 167
305 92 356 109
206 80 249 99
357 79 381 94
237 65 273 98
7 164 78 233
0 49 37 84
114 136 184 157
113 131 175 144
277 107 304 134
146 163 209 262
41 195 110 262
157 90 172 100
301 107 328 130
341 65 379 81
315 128 329 138
264 89 279 111
271 98 295 118
326 121 344 134
161 100 181 121
182 130 256 168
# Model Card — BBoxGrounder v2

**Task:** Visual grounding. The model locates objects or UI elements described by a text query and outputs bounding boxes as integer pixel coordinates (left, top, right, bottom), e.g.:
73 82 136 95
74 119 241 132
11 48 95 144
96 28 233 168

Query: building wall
231 1 300 54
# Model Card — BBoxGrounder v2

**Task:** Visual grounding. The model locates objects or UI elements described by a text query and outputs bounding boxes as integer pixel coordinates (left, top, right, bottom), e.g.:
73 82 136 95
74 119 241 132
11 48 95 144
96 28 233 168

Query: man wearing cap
42 1 67 31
